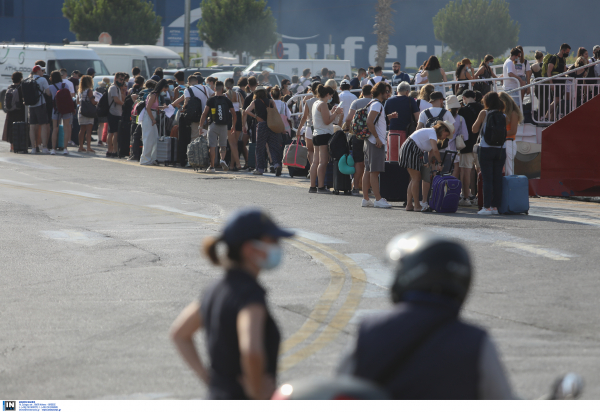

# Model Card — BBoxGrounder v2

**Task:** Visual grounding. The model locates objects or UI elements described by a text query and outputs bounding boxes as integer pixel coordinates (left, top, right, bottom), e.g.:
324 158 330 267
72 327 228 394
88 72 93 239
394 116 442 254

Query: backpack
96 92 111 117
328 129 350 160
184 86 206 123
350 100 381 140
21 77 43 106
482 110 507 146
542 54 562 77
52 83 75 115
424 108 447 128
211 95 230 125
290 83 301 95
3 86 20 113
187 136 210 171
122 94 135 122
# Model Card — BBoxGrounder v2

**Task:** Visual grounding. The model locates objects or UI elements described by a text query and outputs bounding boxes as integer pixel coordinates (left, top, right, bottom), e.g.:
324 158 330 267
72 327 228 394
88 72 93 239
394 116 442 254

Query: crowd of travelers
2 43 599 216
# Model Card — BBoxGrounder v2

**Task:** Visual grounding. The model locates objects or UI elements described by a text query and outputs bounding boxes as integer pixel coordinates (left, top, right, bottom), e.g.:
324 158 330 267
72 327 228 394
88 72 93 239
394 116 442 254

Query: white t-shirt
367 100 387 148
338 90 357 120
415 72 428 85
418 99 432 112
364 75 388 87
503 58 520 90
62 79 75 94
418 107 454 126
184 84 213 110
273 99 291 118
299 77 311 88
410 128 437 151
513 60 530 77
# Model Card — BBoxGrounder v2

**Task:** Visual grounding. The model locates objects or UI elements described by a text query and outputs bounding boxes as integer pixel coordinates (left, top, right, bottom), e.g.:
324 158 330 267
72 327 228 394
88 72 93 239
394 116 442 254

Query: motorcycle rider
338 231 516 399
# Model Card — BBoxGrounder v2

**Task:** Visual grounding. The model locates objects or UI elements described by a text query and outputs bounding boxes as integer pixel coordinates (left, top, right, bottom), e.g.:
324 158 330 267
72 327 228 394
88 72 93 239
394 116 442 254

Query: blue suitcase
499 175 529 214
430 175 462 213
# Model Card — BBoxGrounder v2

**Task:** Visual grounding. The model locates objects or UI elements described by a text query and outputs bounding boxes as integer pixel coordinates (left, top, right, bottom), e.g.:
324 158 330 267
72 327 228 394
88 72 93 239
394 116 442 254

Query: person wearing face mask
473 55 498 96
361 66 375 87
543 44 571 120
140 79 169 166
106 72 126 158
502 48 525 108
170 208 292 400
454 59 473 96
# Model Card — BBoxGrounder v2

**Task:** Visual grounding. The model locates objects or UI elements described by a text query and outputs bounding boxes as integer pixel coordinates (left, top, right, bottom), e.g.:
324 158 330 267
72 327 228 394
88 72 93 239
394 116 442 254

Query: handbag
264 100 285 133
455 134 466 150
283 140 308 169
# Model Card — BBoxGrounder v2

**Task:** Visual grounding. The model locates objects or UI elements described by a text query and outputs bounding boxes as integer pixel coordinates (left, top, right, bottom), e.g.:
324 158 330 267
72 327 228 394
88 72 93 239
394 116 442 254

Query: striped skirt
399 138 423 171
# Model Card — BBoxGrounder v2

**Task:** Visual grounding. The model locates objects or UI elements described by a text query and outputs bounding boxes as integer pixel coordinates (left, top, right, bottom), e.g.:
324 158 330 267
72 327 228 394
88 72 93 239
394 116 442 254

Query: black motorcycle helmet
386 231 472 305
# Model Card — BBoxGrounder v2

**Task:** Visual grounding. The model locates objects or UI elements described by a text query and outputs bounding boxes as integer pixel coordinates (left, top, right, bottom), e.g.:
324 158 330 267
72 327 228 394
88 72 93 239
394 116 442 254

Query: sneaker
50 149 56 155
362 199 374 207
352 188 360 195
30 148 37 154
42 148 50 154
252 169 263 175
491 208 499 215
91 137 97 142
374 198 392 208
459 198 472 206
420 201 429 209
68 141 77 147
220 160 229 171
317 187 330 194
308 187 317 193
478 208 493 215
206 167 216 173
469 195 477 202
63 149 69 155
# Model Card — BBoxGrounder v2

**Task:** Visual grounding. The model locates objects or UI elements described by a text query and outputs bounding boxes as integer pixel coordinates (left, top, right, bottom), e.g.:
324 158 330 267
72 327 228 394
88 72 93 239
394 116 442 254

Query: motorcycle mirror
551 373 584 400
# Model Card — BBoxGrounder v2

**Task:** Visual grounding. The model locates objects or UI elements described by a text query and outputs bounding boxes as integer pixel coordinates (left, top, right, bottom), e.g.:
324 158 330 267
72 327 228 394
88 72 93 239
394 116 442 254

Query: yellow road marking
280 239 346 354
279 239 367 373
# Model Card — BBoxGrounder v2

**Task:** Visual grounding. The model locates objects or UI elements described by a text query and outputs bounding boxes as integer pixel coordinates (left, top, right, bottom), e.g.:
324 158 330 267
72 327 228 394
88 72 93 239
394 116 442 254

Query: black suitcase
130 123 143 160
380 162 410 202
12 122 29 154
316 160 334 189
333 160 352 195
118 119 131 158
177 121 192 167
71 113 80 146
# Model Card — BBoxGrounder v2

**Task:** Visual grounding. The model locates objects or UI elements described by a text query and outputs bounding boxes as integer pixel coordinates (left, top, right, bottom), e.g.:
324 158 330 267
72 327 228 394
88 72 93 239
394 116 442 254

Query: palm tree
374 0 395 68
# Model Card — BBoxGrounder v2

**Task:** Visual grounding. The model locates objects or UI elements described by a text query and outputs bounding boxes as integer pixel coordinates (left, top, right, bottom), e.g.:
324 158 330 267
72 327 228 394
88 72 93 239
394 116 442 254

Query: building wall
0 0 595 70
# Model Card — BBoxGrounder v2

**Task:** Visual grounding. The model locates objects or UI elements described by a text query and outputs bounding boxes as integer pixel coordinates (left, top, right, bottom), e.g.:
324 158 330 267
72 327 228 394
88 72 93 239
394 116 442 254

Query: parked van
68 44 184 78
0 44 110 105
244 59 352 79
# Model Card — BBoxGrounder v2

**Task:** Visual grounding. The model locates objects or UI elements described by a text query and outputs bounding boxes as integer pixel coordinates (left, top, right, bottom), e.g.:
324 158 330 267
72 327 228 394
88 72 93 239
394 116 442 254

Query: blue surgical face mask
161 91 166 96
169 85 174 91
252 240 283 270
327 97 333 104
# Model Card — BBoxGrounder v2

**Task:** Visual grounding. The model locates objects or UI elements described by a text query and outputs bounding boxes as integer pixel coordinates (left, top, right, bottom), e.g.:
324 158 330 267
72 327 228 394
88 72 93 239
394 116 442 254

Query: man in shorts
27 65 51 154
345 84 373 194
199 81 236 173
106 72 126 157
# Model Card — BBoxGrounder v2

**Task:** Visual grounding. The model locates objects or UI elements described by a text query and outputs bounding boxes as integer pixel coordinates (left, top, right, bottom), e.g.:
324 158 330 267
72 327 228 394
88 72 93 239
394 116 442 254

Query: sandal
86 148 96 153
78 148 87 152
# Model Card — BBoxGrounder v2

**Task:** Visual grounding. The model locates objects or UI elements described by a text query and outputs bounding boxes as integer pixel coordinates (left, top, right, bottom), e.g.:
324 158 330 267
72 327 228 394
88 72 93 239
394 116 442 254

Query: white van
68 44 184 78
0 44 110 104
244 59 352 79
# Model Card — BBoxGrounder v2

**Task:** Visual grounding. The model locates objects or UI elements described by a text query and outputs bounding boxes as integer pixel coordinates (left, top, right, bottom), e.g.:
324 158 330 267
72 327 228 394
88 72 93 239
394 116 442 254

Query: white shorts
302 125 313 140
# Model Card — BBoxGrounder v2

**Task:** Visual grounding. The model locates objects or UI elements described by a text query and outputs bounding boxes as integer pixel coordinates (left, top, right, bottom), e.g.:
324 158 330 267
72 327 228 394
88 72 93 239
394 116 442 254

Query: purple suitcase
430 175 462 213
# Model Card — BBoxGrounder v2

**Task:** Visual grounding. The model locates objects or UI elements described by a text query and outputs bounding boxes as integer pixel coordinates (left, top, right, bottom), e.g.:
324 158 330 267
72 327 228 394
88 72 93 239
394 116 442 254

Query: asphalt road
2 114 600 400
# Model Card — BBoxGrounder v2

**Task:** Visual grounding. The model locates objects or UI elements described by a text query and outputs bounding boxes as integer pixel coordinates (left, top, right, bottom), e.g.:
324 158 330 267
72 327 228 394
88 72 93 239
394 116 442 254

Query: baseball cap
340 79 350 86
429 91 444 102
255 85 266 90
594 45 600 52
86 67 96 75
222 208 294 247
32 65 42 73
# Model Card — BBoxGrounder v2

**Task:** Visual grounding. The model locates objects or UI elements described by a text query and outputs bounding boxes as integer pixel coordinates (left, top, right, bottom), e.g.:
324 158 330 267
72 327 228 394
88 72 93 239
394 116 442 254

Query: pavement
2 113 600 400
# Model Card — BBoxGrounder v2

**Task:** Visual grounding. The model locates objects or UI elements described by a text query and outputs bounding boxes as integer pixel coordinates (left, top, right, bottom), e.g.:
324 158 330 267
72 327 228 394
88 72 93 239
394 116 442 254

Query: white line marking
0 179 34 186
0 157 58 169
291 229 347 244
427 227 575 261
529 209 600 227
147 205 215 220
40 230 109 245
54 190 103 199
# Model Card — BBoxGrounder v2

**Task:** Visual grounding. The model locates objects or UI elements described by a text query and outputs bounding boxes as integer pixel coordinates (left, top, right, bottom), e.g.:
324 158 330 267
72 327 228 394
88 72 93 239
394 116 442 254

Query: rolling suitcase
117 119 131 158
12 121 29 154
477 171 483 210
380 162 410 202
499 175 529 214
156 116 178 166
315 161 334 189
130 123 143 160
386 130 406 162
71 114 80 146
57 125 65 149
333 160 352 195
247 142 256 169
429 175 462 213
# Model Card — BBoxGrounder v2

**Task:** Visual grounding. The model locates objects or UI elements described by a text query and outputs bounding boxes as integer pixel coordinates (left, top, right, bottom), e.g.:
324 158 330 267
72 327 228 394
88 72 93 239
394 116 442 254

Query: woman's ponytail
203 236 223 266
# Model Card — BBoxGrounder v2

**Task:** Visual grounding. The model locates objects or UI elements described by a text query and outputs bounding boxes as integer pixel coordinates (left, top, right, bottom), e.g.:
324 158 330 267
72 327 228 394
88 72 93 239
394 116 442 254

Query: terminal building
0 0 596 69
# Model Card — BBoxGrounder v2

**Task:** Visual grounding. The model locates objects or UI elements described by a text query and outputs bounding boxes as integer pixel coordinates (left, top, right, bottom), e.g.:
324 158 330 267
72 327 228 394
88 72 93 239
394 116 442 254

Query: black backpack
96 92 111 117
184 86 206 123
424 108 447 128
211 95 230 125
328 130 350 160
122 94 135 122
483 110 507 146
22 77 43 106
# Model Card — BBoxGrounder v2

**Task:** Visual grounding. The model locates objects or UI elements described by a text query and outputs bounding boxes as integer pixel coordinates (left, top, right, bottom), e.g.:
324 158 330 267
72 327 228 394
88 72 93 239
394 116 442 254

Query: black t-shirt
548 55 566 74
206 95 234 123
458 102 483 154
253 98 272 121
200 269 281 400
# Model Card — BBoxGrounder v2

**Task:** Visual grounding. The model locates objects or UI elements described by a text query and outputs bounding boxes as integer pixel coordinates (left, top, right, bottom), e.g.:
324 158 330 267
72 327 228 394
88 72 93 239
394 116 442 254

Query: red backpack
53 82 75 115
